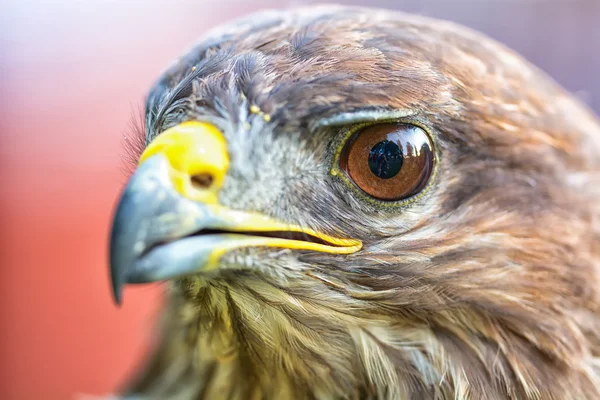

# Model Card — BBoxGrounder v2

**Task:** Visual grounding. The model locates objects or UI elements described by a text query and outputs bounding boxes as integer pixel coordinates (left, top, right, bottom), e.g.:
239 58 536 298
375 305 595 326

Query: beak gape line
109 121 362 304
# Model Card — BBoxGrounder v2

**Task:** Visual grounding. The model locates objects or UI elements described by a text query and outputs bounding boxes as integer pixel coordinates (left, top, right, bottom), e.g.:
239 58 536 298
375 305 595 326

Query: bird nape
108 5 600 400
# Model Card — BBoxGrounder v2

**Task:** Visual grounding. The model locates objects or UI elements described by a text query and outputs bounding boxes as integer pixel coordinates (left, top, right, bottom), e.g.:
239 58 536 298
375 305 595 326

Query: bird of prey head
109 6 600 400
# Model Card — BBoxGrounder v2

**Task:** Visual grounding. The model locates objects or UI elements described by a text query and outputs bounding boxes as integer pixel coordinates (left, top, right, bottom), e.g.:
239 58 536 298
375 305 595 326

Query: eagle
109 5 600 400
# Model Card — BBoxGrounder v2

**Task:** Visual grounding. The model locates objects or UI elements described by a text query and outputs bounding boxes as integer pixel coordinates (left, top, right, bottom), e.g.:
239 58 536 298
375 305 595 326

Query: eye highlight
339 123 434 201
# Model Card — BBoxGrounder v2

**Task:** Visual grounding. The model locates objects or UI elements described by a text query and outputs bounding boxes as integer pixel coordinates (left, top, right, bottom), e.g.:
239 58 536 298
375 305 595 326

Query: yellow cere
139 121 229 204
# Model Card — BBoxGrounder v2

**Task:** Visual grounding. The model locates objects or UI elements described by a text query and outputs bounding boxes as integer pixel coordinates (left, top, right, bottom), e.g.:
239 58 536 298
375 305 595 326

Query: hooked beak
109 121 361 304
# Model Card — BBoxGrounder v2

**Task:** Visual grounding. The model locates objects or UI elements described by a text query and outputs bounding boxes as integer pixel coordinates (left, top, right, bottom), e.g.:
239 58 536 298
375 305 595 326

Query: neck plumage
119 276 600 400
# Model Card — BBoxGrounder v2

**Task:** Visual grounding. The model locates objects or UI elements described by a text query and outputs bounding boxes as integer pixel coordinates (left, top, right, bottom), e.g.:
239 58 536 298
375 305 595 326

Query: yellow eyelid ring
139 121 229 204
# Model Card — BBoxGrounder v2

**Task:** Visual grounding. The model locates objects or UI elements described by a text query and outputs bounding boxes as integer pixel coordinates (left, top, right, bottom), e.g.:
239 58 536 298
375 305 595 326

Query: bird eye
339 123 434 201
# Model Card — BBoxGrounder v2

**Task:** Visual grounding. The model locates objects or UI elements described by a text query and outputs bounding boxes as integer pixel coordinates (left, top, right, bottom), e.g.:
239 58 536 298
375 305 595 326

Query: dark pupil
368 140 403 179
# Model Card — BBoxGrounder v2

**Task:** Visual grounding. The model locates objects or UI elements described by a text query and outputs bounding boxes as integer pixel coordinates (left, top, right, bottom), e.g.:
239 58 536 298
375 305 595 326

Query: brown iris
340 123 434 201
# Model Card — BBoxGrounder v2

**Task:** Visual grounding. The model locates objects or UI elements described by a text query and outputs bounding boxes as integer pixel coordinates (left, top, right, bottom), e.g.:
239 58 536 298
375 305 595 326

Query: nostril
190 173 214 190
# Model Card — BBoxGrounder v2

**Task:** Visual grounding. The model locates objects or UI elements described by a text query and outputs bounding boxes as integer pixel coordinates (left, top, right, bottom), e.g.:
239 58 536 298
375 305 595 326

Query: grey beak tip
109 178 134 307
110 245 125 305
112 279 123 305
109 156 167 305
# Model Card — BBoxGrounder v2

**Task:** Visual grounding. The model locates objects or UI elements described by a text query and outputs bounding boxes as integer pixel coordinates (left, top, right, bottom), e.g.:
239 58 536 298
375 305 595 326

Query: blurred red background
1 1 598 399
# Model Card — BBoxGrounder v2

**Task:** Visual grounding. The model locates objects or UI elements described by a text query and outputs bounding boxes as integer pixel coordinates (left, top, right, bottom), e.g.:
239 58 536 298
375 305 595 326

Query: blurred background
1 0 598 398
